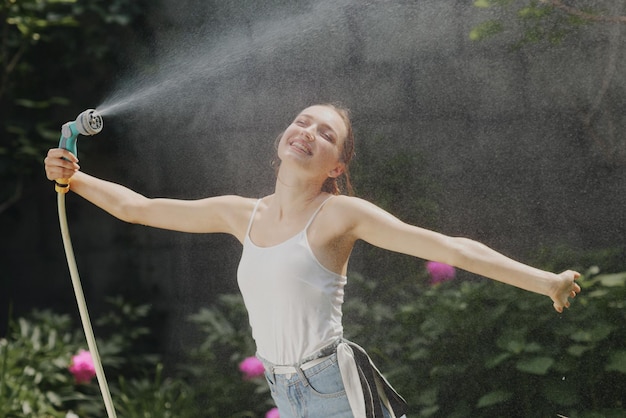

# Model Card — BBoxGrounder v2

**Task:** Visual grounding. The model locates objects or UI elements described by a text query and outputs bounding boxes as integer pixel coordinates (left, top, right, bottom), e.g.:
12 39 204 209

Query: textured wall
3 0 624 359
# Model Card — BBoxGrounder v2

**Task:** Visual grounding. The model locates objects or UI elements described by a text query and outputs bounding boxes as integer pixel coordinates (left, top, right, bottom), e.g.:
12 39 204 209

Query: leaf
469 20 504 41
476 390 512 408
45 390 62 407
419 405 440 417
473 0 514 7
518 4 552 19
605 350 626 374
516 356 554 375
569 323 615 343
14 99 48 109
416 387 438 406
501 339 525 354
473 0 492 8
485 352 511 369
587 289 609 298
567 344 592 357
524 342 542 353
598 273 626 288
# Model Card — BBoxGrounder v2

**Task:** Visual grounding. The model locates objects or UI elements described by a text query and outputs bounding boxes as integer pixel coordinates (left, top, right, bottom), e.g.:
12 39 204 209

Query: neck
272 167 327 218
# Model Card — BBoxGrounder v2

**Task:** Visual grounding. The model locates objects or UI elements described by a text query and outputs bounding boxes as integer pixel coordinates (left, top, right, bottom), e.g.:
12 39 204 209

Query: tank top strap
245 199 263 238
304 195 334 232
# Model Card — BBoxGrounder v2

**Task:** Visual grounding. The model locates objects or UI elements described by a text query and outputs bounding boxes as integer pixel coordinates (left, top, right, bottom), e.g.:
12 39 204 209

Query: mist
72 0 625 361
92 0 625 242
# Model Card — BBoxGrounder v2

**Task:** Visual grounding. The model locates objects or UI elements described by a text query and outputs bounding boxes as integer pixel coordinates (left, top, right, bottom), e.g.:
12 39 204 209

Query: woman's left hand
550 270 581 313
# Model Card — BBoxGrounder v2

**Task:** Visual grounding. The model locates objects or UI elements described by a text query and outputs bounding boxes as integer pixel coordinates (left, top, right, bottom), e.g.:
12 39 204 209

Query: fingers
44 148 80 181
46 147 78 162
569 281 581 299
553 270 581 313
553 299 570 313
568 273 582 299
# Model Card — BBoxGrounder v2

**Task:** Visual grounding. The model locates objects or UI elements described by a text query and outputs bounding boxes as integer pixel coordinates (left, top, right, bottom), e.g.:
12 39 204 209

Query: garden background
1 0 625 417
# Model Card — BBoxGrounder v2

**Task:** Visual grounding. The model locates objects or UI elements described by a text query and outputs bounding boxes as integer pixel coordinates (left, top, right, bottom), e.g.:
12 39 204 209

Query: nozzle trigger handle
55 122 80 194
59 123 79 156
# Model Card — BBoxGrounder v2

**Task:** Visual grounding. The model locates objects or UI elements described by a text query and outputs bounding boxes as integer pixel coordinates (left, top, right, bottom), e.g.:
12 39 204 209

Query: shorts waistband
270 354 333 374
258 338 342 373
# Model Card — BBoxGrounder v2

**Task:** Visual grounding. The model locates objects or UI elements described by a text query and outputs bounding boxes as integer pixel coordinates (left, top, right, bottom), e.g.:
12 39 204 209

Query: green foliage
351 136 442 292
113 363 197 418
470 0 598 48
0 299 198 418
94 296 160 374
183 294 275 418
343 266 626 417
352 135 440 228
177 263 625 417
2 267 623 417
529 245 625 274
0 310 85 417
0 0 149 212
469 20 505 41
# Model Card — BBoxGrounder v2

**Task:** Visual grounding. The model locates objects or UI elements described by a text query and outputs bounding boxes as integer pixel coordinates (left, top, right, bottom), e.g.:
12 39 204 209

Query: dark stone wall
2 1 624 360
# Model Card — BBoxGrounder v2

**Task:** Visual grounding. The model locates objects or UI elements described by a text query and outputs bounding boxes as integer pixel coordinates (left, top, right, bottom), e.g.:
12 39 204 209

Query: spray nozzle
76 109 103 135
59 109 103 152
55 109 104 193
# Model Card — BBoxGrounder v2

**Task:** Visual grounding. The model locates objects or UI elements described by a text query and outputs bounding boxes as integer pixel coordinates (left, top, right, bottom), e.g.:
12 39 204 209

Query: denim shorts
263 353 392 418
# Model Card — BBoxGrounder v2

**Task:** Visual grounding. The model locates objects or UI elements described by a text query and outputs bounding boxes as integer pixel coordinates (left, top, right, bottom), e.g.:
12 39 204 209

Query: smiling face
273 104 355 195
278 105 349 177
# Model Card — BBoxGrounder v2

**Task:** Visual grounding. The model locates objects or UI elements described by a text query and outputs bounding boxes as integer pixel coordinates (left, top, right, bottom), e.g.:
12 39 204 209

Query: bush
0 310 85 417
182 294 276 418
343 267 626 418
181 266 625 417
0 299 198 417
2 267 623 417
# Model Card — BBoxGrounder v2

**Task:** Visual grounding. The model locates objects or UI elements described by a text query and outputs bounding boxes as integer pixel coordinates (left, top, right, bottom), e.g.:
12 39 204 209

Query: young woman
44 104 581 418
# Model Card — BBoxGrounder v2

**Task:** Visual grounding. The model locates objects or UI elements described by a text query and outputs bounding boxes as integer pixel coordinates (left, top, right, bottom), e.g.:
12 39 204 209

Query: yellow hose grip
55 178 71 194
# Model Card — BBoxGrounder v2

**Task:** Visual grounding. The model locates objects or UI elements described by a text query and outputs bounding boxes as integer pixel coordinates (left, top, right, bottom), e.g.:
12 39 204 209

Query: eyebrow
298 113 338 136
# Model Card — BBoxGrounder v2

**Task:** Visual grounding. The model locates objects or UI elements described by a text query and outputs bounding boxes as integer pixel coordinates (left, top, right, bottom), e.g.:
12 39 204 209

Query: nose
302 125 316 142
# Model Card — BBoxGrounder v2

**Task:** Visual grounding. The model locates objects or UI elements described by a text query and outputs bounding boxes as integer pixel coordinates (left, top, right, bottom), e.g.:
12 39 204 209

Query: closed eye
321 132 335 142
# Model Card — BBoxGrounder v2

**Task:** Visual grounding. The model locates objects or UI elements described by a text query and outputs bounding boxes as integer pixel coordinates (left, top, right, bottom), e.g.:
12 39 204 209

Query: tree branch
541 0 626 24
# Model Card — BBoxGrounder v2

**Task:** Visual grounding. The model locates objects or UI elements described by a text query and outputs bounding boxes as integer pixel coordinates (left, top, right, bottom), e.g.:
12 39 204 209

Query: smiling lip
289 138 312 155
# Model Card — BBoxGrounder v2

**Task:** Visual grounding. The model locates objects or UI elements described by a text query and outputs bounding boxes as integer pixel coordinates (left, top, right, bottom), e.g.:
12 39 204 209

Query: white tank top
237 196 346 365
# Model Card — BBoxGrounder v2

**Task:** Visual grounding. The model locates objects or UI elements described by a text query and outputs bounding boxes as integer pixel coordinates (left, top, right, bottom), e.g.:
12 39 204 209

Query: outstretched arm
341 196 581 312
44 148 253 240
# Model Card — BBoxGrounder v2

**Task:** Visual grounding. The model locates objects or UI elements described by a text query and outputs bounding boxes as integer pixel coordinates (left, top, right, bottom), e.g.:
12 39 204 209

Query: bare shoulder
207 195 260 241
327 194 396 220
327 194 371 209
323 194 397 233
324 194 407 242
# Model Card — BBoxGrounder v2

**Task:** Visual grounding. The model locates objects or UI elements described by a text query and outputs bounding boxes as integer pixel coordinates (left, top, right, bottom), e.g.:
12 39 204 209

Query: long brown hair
272 103 355 195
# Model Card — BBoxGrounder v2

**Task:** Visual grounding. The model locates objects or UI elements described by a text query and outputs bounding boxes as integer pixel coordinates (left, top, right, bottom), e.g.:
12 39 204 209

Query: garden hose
55 109 117 418
57 192 117 418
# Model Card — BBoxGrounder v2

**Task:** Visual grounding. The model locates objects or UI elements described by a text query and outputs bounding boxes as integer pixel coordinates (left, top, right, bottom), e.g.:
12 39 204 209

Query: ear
328 162 345 179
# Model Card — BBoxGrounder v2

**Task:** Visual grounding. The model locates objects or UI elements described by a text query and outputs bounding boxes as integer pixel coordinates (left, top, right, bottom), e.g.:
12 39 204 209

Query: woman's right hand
44 148 80 181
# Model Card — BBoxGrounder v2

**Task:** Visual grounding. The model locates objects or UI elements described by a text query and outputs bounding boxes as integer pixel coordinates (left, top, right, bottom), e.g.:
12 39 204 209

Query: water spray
55 109 117 418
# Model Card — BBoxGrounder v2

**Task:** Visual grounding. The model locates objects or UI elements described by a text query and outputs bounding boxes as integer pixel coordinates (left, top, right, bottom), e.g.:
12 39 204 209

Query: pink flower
426 261 456 284
69 349 96 384
265 407 280 418
238 356 265 379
